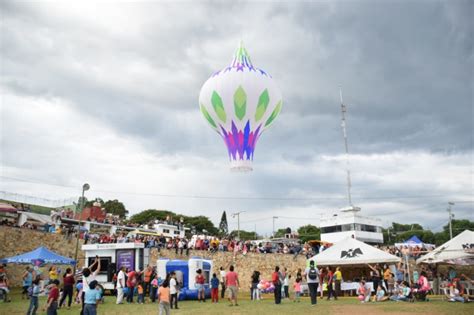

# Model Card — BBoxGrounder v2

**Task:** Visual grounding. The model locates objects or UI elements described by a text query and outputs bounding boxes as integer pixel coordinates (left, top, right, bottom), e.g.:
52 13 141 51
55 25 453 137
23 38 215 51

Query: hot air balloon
199 42 282 171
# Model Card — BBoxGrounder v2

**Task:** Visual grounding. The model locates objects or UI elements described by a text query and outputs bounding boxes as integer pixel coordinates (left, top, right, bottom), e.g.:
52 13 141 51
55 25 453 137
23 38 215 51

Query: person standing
83 280 101 315
283 268 290 299
26 278 41 315
326 267 337 300
142 265 153 301
219 266 226 299
225 265 239 306
43 279 59 315
158 279 171 315
169 272 179 309
334 266 342 298
251 270 260 301
116 266 126 304
305 260 320 306
22 267 34 300
210 273 219 303
272 266 282 304
59 268 75 309
126 269 137 303
81 256 101 315
195 269 206 302
368 264 381 296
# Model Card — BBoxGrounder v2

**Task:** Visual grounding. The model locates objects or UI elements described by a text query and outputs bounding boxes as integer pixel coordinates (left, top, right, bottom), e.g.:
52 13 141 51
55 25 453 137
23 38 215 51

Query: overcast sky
1 0 472 236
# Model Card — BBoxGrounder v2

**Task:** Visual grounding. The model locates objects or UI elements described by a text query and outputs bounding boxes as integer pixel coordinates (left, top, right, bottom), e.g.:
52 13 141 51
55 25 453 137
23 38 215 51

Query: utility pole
231 211 245 241
272 216 279 238
340 88 353 207
447 202 455 239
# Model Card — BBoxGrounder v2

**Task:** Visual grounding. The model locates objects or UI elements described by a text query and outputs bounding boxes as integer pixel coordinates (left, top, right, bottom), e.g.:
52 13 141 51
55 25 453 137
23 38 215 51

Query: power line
2 175 472 203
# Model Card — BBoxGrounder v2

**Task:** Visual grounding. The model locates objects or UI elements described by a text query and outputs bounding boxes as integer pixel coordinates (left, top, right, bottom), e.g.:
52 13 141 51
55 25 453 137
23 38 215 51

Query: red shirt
127 271 137 287
226 271 238 286
196 274 205 284
272 272 280 284
63 275 75 286
48 287 59 301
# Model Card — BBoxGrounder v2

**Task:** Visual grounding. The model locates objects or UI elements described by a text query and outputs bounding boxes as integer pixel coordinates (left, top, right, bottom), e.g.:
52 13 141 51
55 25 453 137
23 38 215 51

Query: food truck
157 257 213 300
82 243 150 290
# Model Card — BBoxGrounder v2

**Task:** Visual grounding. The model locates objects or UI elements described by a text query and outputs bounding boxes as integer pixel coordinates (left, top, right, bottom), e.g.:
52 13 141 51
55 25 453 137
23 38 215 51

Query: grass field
1 290 472 315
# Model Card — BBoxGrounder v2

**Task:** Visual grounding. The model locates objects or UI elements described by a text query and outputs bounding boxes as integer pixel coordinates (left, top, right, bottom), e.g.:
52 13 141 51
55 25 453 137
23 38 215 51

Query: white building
320 206 384 244
153 223 187 238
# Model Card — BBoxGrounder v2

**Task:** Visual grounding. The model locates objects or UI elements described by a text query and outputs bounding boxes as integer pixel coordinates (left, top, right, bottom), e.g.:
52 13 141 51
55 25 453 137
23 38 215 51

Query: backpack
308 267 318 280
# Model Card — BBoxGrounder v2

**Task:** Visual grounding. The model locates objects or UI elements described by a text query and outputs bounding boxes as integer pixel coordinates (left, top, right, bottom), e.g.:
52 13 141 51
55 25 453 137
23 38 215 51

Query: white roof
310 237 400 266
416 230 474 265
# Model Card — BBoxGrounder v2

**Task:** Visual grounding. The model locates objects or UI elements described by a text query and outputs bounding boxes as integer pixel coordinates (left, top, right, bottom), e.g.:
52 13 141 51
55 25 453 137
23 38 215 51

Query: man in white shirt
169 272 179 309
219 266 226 299
116 266 126 304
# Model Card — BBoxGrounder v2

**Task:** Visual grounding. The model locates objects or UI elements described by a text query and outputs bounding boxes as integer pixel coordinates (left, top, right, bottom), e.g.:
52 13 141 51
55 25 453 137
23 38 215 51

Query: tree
129 210 175 224
297 225 320 243
103 199 127 218
274 228 290 238
229 230 257 241
433 219 474 245
218 211 228 236
391 222 424 232
184 215 219 235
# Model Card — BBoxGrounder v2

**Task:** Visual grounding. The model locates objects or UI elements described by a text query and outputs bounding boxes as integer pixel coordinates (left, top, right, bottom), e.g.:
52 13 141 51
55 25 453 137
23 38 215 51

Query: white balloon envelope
199 42 283 171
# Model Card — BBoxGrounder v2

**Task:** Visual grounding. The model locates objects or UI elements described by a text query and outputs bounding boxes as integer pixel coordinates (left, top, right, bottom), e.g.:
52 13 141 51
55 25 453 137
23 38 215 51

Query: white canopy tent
416 230 474 265
310 237 401 266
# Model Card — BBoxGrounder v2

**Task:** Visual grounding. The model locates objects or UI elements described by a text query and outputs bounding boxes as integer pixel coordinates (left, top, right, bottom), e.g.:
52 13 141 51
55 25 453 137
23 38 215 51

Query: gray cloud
1 0 472 234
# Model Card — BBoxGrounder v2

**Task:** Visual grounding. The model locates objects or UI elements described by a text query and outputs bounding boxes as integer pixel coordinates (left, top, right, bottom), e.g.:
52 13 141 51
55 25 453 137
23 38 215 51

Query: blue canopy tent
395 235 435 249
0 246 76 265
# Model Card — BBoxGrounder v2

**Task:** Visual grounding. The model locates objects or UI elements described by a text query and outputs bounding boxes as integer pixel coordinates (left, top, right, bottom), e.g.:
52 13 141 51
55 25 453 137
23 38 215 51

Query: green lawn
1 290 472 315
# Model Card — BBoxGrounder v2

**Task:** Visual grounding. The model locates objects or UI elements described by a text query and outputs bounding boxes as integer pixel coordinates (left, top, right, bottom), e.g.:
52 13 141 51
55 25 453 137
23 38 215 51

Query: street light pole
231 211 245 241
272 216 279 238
73 183 90 274
447 202 455 239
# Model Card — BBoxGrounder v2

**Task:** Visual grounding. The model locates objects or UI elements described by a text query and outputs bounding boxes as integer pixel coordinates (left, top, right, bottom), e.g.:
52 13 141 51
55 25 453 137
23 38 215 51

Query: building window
163 229 170 233
322 224 381 234
174 230 180 235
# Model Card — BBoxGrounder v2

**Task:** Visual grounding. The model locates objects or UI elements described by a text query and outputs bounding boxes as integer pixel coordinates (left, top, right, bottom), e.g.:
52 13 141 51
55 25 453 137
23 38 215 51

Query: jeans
27 296 39 315
220 282 226 298
126 286 134 303
274 283 282 304
335 280 341 297
59 285 73 307
46 301 58 315
327 282 337 299
84 304 97 315
308 282 319 305
150 287 157 303
170 293 178 308
159 301 170 315
252 285 260 300
284 285 289 298
137 293 144 303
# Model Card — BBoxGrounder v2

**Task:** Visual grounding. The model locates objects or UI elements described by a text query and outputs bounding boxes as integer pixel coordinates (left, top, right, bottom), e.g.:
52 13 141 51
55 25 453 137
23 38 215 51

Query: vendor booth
0 246 75 265
395 235 435 250
82 243 150 290
307 237 400 294
416 230 474 265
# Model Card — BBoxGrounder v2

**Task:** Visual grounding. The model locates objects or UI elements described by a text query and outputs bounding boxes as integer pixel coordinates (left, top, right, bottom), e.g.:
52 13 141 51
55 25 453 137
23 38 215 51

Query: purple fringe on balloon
220 121 262 161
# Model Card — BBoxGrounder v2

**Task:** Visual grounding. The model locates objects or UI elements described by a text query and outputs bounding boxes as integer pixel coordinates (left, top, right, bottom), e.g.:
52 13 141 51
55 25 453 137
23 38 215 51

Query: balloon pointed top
230 41 254 70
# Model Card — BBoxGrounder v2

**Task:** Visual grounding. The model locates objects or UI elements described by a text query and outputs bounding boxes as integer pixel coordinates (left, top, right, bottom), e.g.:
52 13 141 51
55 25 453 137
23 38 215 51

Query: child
373 285 388 302
158 279 171 315
26 278 41 315
150 275 159 303
137 281 144 304
75 281 83 304
293 277 302 302
211 273 219 303
84 280 101 315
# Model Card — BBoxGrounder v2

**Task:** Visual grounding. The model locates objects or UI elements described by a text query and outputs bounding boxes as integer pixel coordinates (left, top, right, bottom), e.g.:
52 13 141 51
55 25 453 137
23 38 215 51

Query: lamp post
272 216 279 238
73 183 90 274
447 202 455 239
231 211 245 241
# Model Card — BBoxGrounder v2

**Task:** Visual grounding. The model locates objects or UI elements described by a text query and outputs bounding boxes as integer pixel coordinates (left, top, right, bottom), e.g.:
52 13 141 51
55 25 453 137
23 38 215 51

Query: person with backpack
304 260 320 306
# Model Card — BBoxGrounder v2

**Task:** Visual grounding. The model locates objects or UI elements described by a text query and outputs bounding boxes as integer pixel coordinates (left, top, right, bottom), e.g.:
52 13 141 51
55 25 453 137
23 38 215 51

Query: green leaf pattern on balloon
254 89 269 121
233 85 247 120
200 104 217 129
211 91 227 123
264 100 282 127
